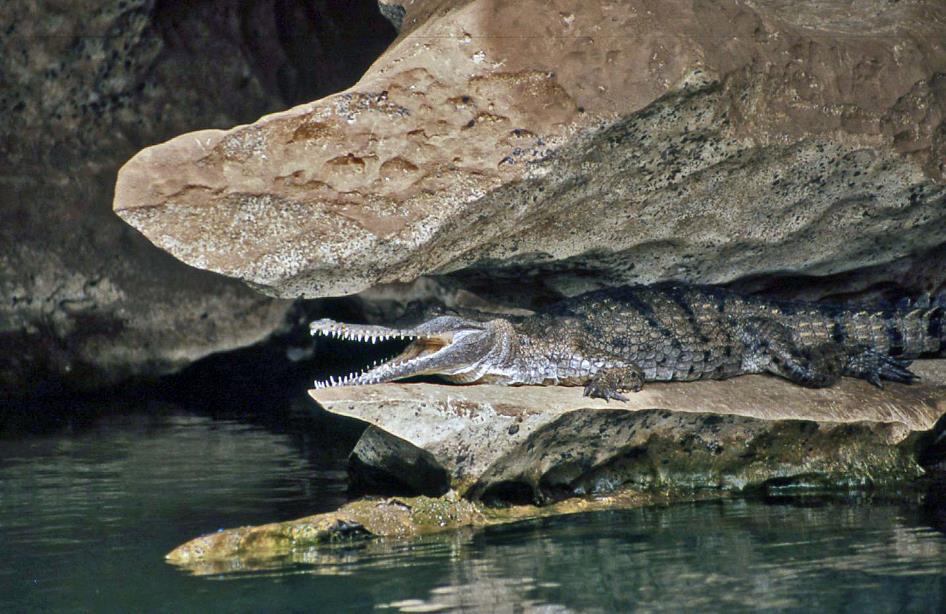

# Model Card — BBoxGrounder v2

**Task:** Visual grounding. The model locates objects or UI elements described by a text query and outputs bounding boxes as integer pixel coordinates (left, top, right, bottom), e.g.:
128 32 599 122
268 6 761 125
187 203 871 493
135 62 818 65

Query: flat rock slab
312 361 946 499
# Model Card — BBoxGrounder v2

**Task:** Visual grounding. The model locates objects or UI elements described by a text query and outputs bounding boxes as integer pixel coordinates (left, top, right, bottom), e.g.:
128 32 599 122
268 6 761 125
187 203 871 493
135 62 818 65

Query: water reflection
0 402 352 612
249 503 946 612
1 400 944 612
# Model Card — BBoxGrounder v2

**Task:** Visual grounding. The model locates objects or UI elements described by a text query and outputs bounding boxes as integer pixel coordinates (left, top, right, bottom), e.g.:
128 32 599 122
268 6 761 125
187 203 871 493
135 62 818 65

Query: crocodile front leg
583 365 644 402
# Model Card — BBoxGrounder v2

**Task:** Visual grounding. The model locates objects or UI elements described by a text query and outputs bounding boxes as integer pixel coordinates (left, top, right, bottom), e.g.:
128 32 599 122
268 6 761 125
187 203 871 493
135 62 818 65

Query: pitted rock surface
115 0 946 298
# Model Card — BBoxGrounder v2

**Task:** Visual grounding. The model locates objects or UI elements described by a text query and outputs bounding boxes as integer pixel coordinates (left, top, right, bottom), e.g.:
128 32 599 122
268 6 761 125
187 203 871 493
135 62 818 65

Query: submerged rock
166 490 678 575
313 361 946 502
115 0 946 299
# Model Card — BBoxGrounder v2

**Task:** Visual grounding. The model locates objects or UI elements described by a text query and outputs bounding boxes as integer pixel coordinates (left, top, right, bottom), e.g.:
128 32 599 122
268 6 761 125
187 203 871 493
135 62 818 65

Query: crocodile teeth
312 325 425 344
310 319 448 390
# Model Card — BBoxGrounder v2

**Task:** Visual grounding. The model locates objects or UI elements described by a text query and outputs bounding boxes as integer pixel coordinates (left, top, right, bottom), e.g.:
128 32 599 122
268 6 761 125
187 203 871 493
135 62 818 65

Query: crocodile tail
897 293 945 357
849 293 943 359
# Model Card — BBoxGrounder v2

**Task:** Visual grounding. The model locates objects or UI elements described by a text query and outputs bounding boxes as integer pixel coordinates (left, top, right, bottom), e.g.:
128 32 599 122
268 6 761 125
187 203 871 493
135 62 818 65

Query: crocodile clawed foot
583 381 629 402
583 366 643 402
845 347 919 387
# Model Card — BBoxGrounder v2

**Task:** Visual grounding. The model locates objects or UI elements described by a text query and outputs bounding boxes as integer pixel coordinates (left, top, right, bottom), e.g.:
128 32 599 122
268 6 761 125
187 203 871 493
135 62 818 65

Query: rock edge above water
168 363 946 572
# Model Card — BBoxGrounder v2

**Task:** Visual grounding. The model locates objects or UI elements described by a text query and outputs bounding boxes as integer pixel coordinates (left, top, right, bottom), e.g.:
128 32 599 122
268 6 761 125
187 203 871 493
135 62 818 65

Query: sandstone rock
312 361 946 501
115 0 946 299
0 0 395 395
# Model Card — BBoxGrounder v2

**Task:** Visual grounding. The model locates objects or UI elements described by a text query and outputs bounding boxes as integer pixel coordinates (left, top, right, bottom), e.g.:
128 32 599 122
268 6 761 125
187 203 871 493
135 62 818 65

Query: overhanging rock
115 0 946 298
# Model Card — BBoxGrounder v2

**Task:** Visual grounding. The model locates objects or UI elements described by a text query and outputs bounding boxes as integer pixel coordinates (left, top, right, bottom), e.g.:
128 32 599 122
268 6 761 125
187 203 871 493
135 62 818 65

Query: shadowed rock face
312 361 946 502
0 0 395 395
114 0 946 299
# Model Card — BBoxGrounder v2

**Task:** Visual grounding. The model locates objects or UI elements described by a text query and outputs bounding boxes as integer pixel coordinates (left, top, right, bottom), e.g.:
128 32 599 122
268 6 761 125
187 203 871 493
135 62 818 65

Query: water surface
2 401 945 613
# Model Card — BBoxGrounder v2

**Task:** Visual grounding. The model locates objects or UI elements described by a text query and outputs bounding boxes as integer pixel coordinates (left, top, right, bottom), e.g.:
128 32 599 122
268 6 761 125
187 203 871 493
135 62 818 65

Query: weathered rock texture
115 0 946 299
0 0 395 395
312 361 946 501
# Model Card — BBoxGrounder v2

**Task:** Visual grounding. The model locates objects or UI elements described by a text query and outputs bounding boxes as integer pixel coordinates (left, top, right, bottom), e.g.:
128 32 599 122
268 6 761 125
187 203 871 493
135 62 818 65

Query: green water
2 401 945 613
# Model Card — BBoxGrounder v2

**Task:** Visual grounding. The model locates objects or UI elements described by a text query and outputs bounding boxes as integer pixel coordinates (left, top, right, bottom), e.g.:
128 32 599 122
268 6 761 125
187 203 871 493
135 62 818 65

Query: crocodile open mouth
309 319 457 388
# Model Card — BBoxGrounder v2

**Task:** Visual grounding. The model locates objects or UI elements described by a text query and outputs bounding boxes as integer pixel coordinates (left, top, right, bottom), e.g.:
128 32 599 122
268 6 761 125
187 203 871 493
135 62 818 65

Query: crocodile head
309 315 518 388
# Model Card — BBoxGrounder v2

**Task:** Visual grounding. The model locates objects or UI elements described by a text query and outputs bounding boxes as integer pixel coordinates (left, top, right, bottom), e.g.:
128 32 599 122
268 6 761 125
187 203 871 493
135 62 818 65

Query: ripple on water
2 405 946 613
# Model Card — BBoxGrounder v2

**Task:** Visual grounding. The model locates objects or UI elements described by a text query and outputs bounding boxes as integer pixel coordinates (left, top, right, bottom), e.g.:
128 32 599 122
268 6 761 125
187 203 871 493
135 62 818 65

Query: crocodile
310 283 945 401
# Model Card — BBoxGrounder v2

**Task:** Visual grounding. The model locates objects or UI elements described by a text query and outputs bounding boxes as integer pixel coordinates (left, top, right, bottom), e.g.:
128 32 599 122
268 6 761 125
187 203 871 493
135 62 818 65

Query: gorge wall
0 0 396 396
